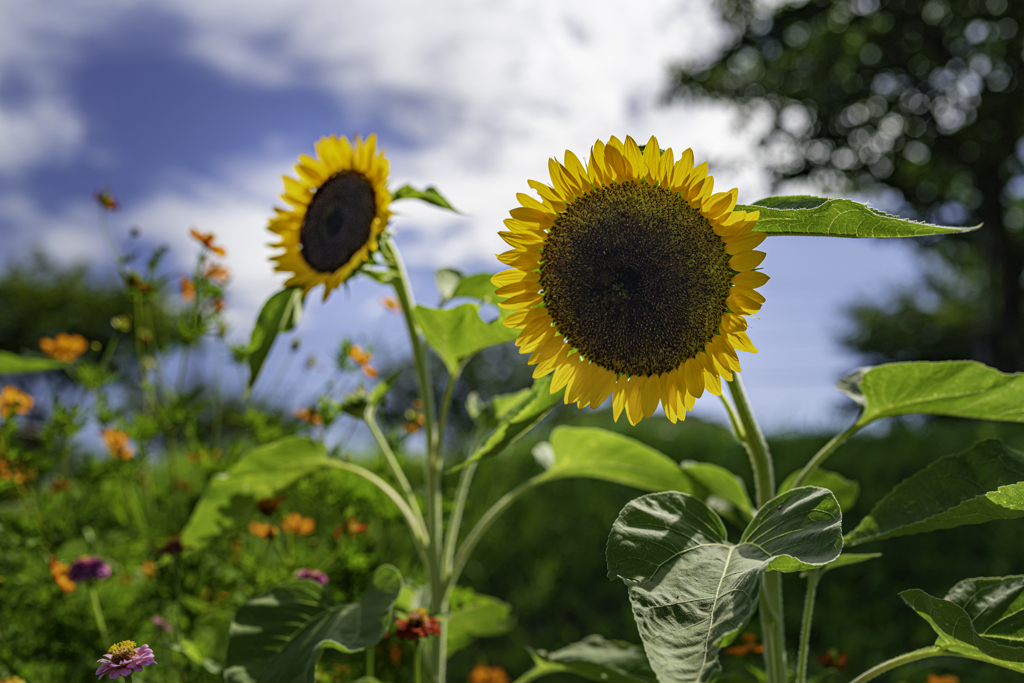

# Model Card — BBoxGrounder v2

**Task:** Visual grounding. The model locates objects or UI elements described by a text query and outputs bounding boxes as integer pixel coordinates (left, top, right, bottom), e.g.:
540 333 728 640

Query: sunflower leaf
414 304 518 375
392 184 459 213
901 576 1024 673
436 269 502 306
523 635 657 683
0 350 67 375
245 287 304 391
680 461 753 517
838 361 1024 428
738 196 978 238
447 592 516 656
845 440 1024 546
607 488 842 683
223 565 402 683
779 468 859 513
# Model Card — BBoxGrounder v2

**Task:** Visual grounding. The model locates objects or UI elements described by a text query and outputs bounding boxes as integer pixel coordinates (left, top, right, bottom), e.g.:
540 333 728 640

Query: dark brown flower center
539 180 732 377
300 171 376 273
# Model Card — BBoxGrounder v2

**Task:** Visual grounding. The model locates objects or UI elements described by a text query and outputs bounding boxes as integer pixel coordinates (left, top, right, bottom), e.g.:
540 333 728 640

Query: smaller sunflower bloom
395 608 441 641
203 263 230 284
280 511 316 536
94 189 120 211
381 296 402 314
49 556 77 594
140 561 158 578
0 386 34 419
469 664 511 683
95 641 157 679
723 632 764 657
150 614 173 634
257 495 287 516
102 429 135 461
39 333 90 363
248 520 279 539
69 556 112 583
295 568 329 585
189 228 227 256
180 277 196 303
294 407 324 425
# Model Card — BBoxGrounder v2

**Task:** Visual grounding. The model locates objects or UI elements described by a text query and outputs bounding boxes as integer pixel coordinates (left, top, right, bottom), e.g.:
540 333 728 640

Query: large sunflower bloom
493 135 767 426
269 135 392 298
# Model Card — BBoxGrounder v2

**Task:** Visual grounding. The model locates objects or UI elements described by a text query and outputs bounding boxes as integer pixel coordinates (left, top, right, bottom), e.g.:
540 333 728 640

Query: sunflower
269 135 392 298
492 135 767 426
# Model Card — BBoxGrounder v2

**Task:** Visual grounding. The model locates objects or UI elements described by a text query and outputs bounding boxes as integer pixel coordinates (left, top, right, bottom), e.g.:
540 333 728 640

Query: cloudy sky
0 0 928 431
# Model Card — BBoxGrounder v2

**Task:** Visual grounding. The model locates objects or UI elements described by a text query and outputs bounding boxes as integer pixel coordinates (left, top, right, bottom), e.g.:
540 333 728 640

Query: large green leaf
436 269 502 306
180 438 327 550
901 575 1024 674
779 469 859 513
0 350 66 375
738 196 978 238
838 361 1024 428
462 376 563 467
246 288 304 389
223 565 403 683
606 488 842 683
845 440 1024 546
414 304 518 374
680 461 753 517
391 184 458 212
534 427 693 493
526 635 657 683
447 593 515 656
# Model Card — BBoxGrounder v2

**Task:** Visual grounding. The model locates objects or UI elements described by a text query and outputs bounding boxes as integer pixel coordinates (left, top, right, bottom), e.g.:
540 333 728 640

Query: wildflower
49 555 77 594
69 556 112 582
127 274 152 293
95 640 157 679
50 476 71 492
257 495 287 516
213 298 226 312
248 520 279 539
817 651 849 672
925 675 959 683
295 568 329 585
394 608 441 641
94 189 120 211
39 333 90 363
102 429 135 461
294 407 324 425
469 664 511 683
0 457 36 485
495 135 766 425
0 386 34 419
389 643 402 665
334 516 369 540
280 511 316 536
150 615 173 633
180 277 196 303
190 228 227 256
346 344 379 378
382 296 401 314
403 408 426 434
723 632 764 656
269 135 391 300
203 263 230 284
140 561 158 578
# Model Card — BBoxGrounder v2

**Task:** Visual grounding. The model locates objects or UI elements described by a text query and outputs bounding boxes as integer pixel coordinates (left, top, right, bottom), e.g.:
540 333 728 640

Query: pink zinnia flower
295 568 329 585
95 641 157 679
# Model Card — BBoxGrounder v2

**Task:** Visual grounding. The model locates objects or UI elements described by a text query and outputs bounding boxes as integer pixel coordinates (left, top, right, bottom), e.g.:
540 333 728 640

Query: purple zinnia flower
294 568 329 585
150 614 173 633
95 641 157 679
69 556 112 582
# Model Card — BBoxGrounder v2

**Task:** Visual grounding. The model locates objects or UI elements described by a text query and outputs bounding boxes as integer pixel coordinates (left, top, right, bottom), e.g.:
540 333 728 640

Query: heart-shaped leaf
838 361 1024 428
223 565 403 683
415 304 518 374
0 350 67 375
246 287 303 389
901 575 1024 674
533 427 693 493
845 440 1024 546
526 635 657 683
738 196 977 238
606 488 842 683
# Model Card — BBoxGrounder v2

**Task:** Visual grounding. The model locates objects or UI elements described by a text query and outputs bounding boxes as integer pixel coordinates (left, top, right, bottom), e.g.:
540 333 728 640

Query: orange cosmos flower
293 407 323 425
180 277 196 303
724 632 764 657
189 228 227 256
94 189 120 211
0 386 34 418
102 429 135 460
280 511 316 536
469 664 511 683
248 520 279 539
38 333 89 362
49 556 77 594
203 263 230 284
381 296 401 314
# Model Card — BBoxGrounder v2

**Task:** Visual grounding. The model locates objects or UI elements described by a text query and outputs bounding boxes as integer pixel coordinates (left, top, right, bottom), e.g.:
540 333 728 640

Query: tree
670 0 1024 370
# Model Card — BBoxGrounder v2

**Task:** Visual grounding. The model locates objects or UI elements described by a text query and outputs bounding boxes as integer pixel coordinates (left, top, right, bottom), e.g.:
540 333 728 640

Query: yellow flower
0 385 34 419
102 429 135 460
494 135 767 425
268 135 392 299
468 664 510 683
38 333 89 362
280 511 316 536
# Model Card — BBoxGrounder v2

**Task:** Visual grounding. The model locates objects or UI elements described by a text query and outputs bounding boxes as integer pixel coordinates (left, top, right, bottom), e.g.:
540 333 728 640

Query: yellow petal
704 189 738 219
503 308 532 328
670 149 695 189
730 250 767 272
612 377 628 423
728 331 758 353
551 353 580 393
498 291 543 310
587 369 618 409
640 375 662 419
492 269 534 288
725 232 768 255
642 136 661 181
563 150 590 188
625 380 644 426
534 340 570 377
732 271 770 288
727 292 763 315
684 358 705 399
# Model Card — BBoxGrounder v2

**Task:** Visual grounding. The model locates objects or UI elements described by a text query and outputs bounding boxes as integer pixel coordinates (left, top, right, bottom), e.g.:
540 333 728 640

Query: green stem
509 666 559 683
726 374 774 507
366 645 375 679
364 404 425 530
796 569 821 683
436 367 461 454
718 393 746 443
846 647 945 683
88 584 109 643
444 462 477 575
789 424 861 490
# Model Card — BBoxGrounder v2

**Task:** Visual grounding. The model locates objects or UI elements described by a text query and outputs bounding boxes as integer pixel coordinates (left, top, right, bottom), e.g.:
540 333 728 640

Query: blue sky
0 0 931 431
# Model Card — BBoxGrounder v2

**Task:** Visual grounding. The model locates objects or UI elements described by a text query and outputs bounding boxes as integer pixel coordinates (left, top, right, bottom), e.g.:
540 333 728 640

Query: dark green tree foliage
670 0 1024 369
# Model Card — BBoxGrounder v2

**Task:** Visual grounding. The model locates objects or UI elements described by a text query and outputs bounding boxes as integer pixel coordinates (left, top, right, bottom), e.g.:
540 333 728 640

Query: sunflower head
493 135 768 426
269 135 392 299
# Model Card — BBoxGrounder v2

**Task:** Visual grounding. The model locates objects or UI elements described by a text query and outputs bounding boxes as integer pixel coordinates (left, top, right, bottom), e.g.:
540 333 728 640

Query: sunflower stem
796 568 821 683
846 647 945 683
790 424 860 490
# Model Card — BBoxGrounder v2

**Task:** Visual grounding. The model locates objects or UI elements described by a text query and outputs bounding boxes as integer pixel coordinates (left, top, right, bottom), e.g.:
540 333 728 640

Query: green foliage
605 488 842 683
391 185 458 212
902 576 1024 673
244 288 304 389
223 566 403 683
446 592 515 656
415 304 518 375
840 360 1024 426
525 635 656 683
0 350 67 374
779 468 859 513
436 270 502 306
464 376 563 466
680 460 753 518
846 440 1024 546
740 196 976 238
